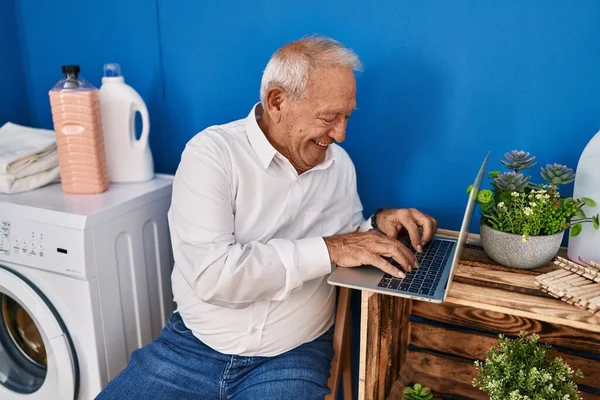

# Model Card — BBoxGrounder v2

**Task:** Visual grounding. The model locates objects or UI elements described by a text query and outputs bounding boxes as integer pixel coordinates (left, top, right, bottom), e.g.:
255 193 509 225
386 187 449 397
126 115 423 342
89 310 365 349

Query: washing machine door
0 265 78 400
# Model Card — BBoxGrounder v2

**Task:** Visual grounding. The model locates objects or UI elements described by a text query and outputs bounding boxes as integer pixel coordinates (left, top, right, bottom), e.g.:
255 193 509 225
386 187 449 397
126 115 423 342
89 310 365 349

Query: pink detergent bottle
49 65 109 194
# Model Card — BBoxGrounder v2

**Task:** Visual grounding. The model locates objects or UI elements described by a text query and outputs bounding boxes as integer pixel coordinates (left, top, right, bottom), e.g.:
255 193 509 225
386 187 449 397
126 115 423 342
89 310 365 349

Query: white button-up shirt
168 104 372 357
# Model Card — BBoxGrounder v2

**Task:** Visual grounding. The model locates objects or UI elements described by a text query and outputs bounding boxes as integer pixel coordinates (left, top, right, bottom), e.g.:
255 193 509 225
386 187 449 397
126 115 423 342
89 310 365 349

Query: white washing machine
0 174 175 400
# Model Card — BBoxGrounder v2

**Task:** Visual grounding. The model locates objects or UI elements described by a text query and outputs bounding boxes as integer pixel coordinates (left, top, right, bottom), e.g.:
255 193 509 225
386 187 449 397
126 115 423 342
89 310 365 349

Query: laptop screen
442 151 490 300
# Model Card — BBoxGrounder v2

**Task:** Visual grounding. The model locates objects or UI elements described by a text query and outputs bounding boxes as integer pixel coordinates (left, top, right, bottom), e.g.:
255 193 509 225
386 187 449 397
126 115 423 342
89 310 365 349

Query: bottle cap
62 65 80 76
103 63 122 77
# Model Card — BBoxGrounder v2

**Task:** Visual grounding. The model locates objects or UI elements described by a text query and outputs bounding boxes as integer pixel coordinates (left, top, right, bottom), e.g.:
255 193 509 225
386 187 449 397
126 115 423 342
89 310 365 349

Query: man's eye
320 116 336 124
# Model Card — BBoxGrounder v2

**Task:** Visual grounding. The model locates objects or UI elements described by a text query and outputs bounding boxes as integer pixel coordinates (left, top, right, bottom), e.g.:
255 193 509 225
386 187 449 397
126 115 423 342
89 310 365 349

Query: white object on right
568 129 600 265
99 63 154 183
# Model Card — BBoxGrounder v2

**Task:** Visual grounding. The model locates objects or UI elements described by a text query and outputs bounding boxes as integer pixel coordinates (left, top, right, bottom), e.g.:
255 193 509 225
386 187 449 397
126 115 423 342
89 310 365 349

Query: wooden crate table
358 230 600 400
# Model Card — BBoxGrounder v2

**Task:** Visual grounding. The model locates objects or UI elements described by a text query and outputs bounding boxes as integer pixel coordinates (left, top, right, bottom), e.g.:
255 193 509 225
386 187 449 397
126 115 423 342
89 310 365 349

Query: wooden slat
410 370 488 400
410 322 600 389
454 263 552 295
407 350 485 399
581 391 600 400
342 311 353 400
386 365 415 400
359 229 600 399
432 230 600 329
410 371 600 400
446 281 600 330
359 291 369 400
325 287 351 400
362 293 411 400
407 349 600 400
412 301 600 354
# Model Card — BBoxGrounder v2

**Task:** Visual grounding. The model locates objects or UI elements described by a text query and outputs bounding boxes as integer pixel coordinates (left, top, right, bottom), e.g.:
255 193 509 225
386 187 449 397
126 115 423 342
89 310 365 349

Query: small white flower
511 191 520 197
524 207 533 216
498 202 505 208
544 194 550 199
529 202 537 207
522 234 529 242
535 194 542 199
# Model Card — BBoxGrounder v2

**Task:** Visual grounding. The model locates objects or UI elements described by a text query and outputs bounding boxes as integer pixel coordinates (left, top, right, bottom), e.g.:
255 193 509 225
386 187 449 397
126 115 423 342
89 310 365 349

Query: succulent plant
493 172 530 191
403 383 433 400
540 163 576 185
501 150 537 172
468 150 599 239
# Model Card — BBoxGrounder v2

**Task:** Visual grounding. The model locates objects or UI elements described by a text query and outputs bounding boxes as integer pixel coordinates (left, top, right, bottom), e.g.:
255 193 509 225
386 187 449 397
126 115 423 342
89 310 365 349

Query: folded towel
0 122 57 176
0 122 60 194
0 165 60 194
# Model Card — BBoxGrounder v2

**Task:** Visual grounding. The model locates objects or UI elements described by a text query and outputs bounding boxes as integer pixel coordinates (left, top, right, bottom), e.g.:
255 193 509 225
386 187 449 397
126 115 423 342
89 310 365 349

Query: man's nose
328 121 347 143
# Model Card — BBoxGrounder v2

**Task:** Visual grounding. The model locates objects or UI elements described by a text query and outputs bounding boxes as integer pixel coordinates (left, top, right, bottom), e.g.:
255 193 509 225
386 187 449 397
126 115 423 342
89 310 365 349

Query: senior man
97 35 437 400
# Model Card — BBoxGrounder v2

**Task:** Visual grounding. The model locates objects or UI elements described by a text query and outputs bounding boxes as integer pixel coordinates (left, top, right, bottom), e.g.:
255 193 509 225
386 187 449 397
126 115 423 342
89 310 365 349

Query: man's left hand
375 208 438 253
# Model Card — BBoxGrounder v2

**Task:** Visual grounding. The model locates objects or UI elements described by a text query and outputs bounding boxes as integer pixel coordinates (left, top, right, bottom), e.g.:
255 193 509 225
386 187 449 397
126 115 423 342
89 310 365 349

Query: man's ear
264 87 286 123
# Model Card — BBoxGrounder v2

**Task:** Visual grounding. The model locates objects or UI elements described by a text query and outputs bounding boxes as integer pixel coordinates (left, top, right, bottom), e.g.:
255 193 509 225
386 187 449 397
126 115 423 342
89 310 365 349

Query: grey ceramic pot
480 224 564 269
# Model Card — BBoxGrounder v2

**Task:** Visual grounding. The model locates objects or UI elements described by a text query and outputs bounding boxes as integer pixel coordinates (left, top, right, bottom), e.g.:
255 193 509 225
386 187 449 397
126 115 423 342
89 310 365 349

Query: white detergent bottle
568 129 600 264
99 63 154 182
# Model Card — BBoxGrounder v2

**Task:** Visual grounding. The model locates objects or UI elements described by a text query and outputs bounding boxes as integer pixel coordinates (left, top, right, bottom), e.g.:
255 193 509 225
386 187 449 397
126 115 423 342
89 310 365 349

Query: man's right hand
323 231 419 278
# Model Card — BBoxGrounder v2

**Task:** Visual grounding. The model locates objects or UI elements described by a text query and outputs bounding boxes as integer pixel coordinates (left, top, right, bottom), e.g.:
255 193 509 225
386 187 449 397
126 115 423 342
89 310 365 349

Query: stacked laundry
0 122 61 194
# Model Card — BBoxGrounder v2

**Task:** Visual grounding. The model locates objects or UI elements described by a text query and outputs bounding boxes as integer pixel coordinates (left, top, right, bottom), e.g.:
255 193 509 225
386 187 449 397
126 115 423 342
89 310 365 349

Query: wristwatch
371 208 389 231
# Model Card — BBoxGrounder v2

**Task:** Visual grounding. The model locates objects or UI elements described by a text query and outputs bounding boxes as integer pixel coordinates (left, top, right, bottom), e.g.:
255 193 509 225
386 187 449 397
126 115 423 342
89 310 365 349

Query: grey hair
259 36 362 108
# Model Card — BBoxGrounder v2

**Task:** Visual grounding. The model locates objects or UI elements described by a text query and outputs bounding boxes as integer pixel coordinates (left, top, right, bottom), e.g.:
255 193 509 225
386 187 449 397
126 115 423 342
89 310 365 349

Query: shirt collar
245 103 277 170
245 102 336 172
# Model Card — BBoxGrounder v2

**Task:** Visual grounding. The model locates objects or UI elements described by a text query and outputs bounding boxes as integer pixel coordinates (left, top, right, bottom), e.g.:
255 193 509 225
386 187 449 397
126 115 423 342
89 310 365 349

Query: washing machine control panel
0 220 10 256
0 218 89 279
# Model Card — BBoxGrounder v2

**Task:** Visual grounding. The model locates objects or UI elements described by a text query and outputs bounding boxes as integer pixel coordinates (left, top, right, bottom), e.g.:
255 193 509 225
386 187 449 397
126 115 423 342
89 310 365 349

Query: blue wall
14 0 600 232
8 1 600 398
0 0 29 126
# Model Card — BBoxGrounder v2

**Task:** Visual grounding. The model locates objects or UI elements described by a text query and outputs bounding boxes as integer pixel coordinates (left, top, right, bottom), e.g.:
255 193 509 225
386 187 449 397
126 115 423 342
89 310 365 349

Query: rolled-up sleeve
168 135 333 309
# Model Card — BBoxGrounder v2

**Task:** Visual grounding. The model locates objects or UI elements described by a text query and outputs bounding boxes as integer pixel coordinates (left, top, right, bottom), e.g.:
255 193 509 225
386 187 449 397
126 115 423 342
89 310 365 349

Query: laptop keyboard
377 237 454 296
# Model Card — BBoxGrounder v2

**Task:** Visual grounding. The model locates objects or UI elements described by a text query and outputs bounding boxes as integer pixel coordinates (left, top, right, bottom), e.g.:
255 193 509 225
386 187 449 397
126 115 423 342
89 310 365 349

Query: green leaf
570 223 583 237
576 207 586 219
421 387 431 395
582 197 597 208
499 191 512 204
423 395 434 400
593 214 599 230
489 171 500 178
403 387 413 394
414 383 422 393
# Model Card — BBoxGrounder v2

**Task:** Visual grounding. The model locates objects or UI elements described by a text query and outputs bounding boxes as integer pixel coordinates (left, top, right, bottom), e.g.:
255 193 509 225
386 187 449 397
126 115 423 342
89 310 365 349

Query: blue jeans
95 312 334 399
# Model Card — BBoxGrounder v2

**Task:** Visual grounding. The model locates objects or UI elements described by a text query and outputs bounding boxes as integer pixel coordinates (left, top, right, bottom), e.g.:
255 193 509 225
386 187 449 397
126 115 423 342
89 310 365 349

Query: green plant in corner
402 383 433 400
473 332 584 400
467 150 600 242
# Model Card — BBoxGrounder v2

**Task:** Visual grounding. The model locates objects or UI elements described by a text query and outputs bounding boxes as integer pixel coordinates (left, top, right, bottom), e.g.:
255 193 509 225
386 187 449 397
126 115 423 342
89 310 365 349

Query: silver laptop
327 151 490 303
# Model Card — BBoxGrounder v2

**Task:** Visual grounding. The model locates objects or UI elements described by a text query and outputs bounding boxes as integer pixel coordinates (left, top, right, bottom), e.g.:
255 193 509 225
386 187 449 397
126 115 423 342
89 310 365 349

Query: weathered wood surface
406 350 484 399
400 348 600 400
360 291 411 400
325 287 353 400
359 230 600 400
411 301 600 355
449 244 600 330
410 321 600 388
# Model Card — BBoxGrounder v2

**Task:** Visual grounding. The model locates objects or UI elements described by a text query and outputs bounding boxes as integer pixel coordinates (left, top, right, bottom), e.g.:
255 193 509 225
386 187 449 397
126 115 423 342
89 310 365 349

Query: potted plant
468 150 600 269
403 383 433 400
473 332 584 400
